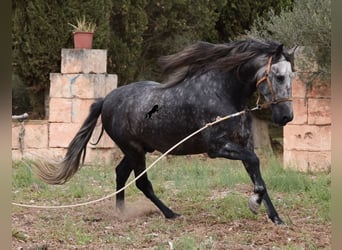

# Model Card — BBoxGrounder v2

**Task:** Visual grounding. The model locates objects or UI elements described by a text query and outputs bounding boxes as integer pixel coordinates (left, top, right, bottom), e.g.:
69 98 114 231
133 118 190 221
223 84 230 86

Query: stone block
70 74 117 98
12 121 49 149
308 98 331 125
25 121 49 149
284 150 308 171
50 73 117 99
284 124 331 151
307 80 331 98
50 73 77 98
49 98 72 123
291 76 306 98
70 98 94 123
284 150 331 172
12 120 49 149
288 98 307 125
49 122 82 148
307 151 331 172
71 74 105 98
61 49 107 74
292 73 330 99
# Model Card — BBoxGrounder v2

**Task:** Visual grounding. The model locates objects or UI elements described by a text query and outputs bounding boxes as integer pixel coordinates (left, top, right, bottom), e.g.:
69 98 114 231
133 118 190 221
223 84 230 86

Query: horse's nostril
282 114 293 125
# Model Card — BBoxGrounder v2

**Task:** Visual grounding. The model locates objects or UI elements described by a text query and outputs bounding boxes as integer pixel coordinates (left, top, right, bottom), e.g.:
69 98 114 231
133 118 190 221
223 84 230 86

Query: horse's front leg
242 160 284 225
208 142 284 224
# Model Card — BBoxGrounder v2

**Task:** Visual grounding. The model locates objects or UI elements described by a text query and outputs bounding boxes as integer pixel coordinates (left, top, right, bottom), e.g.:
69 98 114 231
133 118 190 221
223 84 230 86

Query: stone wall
283 47 331 172
12 49 120 164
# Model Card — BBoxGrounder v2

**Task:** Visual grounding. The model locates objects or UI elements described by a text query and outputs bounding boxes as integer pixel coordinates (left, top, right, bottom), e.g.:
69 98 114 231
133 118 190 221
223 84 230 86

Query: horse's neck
212 71 256 109
173 70 256 109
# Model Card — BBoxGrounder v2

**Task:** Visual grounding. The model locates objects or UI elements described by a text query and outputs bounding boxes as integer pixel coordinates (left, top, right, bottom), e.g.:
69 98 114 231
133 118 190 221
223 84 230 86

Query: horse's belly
143 133 207 155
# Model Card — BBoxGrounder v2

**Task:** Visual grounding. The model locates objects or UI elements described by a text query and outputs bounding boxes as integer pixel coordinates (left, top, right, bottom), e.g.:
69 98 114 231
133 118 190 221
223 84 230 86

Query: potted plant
68 16 96 49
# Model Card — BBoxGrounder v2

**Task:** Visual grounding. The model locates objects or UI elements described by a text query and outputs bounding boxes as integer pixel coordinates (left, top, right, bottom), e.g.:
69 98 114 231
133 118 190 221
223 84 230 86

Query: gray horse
35 39 295 224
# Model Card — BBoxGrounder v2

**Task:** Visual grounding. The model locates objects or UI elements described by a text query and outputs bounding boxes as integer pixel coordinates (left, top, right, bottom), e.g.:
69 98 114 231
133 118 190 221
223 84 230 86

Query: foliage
68 15 96 33
108 0 149 84
247 0 331 78
12 74 32 115
216 0 294 41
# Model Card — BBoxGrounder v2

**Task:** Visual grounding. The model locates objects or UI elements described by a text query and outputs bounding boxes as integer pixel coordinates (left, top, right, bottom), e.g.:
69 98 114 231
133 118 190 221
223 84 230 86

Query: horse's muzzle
271 103 293 126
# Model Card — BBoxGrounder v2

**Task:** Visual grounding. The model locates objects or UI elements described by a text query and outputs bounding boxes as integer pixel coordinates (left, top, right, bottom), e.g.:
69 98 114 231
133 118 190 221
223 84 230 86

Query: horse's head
255 45 296 126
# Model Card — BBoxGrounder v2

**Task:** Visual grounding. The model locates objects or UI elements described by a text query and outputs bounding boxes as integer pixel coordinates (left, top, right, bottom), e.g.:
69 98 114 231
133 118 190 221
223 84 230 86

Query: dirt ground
12 194 331 250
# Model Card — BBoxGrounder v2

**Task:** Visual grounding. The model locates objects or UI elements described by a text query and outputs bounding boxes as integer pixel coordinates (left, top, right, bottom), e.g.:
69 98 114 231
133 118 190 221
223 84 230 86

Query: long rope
12 106 260 209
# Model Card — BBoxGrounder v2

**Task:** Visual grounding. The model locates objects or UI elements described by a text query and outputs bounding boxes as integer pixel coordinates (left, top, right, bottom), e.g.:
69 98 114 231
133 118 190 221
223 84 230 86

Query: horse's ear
275 44 284 56
287 46 298 56
285 45 298 71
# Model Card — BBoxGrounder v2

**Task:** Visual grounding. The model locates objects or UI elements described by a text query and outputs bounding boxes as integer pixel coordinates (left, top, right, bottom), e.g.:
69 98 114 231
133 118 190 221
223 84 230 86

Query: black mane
158 38 285 86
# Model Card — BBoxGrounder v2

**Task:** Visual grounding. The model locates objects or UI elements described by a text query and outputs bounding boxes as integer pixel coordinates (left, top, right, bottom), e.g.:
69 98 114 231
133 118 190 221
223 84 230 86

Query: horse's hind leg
132 155 180 219
115 156 133 211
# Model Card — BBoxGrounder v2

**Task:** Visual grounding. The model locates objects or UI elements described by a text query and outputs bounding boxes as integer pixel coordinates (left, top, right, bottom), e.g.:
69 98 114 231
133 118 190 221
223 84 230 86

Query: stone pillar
283 47 331 172
48 49 118 163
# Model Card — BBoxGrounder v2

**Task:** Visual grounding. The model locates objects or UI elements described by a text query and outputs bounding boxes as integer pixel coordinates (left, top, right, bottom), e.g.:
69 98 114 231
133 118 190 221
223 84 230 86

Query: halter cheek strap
255 56 292 109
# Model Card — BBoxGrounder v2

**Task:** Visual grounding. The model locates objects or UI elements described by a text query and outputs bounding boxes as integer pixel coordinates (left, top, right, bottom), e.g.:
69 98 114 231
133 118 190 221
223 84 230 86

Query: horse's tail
34 98 104 184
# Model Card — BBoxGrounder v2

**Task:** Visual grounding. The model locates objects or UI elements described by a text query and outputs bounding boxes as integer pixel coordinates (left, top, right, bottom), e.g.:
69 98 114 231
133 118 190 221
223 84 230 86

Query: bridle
255 56 292 109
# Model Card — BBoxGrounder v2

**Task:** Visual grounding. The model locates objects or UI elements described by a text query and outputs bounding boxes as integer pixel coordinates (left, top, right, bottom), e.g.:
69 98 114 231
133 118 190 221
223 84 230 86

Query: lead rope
12 106 261 209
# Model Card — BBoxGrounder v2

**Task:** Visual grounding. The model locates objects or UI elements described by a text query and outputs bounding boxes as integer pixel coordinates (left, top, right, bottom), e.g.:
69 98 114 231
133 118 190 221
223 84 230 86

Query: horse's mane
158 38 285 87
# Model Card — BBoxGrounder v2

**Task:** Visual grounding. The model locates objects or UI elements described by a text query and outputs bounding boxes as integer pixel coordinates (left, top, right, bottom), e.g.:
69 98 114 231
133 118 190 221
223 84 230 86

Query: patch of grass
12 229 28 242
12 158 116 206
261 157 331 222
148 156 249 194
209 192 258 222
12 159 46 189
174 235 197 249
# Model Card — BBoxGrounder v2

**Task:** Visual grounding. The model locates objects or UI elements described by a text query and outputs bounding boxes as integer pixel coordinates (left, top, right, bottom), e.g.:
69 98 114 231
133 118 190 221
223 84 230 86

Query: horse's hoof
166 212 181 220
272 216 286 225
248 194 261 214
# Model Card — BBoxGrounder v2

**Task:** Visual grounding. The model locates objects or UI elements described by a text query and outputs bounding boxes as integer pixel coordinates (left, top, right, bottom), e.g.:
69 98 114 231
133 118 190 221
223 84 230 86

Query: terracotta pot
73 31 94 49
